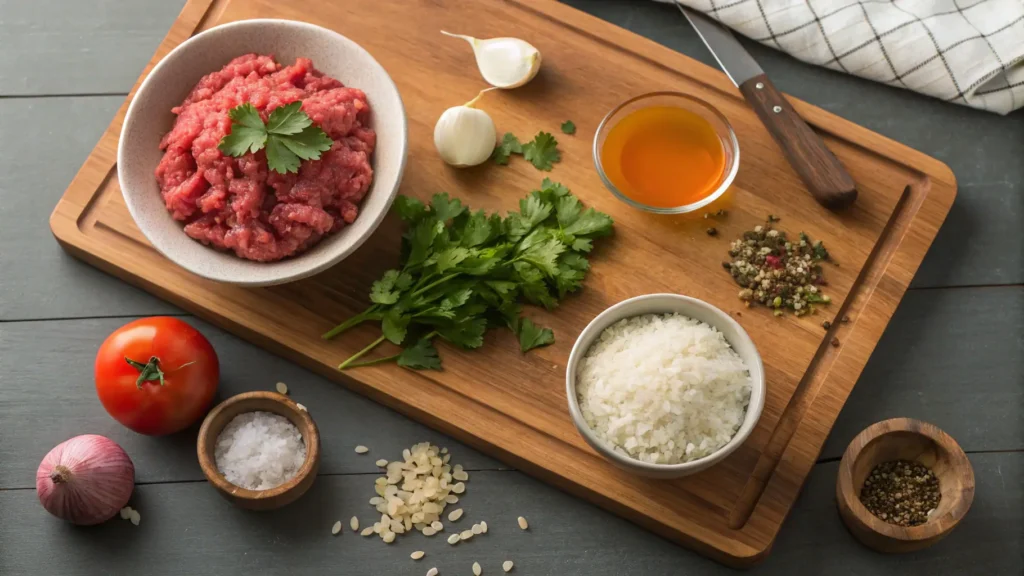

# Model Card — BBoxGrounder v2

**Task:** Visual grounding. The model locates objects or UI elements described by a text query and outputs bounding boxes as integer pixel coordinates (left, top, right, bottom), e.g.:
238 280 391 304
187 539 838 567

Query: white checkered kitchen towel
663 0 1024 114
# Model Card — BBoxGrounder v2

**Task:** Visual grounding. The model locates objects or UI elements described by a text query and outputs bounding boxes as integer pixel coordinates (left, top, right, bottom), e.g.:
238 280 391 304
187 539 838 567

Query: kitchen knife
677 4 857 209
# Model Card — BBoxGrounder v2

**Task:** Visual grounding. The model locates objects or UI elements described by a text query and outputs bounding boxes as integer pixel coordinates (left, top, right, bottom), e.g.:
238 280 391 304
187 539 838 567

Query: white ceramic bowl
118 19 407 286
565 293 765 479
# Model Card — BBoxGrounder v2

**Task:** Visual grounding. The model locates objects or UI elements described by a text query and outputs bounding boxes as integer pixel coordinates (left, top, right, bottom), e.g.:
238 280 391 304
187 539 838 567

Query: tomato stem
125 356 166 388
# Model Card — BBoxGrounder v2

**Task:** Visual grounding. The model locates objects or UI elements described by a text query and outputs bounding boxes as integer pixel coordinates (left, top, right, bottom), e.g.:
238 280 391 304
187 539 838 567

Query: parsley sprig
323 179 613 370
218 101 333 174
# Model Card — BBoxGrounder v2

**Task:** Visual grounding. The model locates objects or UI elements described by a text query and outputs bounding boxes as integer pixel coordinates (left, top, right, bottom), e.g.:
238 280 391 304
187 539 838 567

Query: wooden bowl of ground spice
836 418 974 553
197 390 320 510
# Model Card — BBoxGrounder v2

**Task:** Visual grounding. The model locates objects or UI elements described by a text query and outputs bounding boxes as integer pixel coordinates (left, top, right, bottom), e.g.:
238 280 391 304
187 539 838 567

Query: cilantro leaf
279 126 333 160
407 219 443 267
438 317 487 349
228 103 265 130
370 270 404 305
431 193 466 222
522 132 561 171
517 318 554 352
571 238 592 253
265 136 301 174
265 101 312 135
382 309 409 345
560 120 576 135
218 125 267 156
397 339 442 370
519 194 553 230
440 287 473 311
218 101 334 175
521 238 565 277
459 210 494 247
433 246 470 272
563 208 613 237
394 196 428 223
491 133 523 165
541 178 570 198
555 195 581 228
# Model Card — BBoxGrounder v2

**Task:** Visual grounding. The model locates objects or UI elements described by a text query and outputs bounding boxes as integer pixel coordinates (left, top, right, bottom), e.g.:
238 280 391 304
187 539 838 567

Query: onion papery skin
36 435 135 525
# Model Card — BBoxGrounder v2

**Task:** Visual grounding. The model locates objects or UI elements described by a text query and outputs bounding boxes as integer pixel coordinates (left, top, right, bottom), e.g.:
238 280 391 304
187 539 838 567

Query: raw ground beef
155 54 375 262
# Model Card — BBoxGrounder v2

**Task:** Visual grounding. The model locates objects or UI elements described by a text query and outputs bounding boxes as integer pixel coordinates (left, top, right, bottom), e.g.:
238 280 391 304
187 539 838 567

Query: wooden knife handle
738 74 857 210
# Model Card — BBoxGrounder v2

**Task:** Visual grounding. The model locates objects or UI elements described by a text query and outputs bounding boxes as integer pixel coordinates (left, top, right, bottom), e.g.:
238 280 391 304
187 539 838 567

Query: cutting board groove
49 0 955 566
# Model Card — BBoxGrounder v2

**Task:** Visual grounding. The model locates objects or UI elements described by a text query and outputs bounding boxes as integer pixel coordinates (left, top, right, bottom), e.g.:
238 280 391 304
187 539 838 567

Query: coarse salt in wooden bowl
836 418 974 553
197 390 320 510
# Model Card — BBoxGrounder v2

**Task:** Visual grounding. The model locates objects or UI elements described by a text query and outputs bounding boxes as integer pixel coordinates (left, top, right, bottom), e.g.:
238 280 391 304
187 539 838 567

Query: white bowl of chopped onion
565 293 765 479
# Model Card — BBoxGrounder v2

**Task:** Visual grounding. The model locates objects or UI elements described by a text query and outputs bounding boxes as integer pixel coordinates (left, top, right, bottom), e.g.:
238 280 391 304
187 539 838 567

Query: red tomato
95 317 219 436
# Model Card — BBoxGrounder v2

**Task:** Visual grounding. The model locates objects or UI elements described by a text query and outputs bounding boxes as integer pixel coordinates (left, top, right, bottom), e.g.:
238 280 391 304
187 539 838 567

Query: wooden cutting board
49 0 956 565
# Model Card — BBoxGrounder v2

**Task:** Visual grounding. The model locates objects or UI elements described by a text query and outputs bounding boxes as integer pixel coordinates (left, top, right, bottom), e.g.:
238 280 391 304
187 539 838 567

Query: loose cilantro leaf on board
517 318 555 352
521 132 561 171
217 101 333 175
324 180 614 370
560 120 576 135
491 133 523 165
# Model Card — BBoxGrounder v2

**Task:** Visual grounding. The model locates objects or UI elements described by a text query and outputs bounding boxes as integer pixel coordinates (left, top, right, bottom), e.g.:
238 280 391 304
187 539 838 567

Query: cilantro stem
322 306 379 340
411 273 461 298
344 354 400 368
338 334 388 370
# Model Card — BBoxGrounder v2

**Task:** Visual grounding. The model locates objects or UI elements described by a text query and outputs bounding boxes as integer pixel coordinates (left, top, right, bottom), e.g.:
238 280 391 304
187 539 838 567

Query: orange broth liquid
600 106 726 209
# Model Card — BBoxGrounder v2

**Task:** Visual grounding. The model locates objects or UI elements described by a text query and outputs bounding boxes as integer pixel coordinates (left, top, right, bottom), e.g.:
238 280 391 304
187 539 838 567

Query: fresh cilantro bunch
218 101 333 174
323 179 614 370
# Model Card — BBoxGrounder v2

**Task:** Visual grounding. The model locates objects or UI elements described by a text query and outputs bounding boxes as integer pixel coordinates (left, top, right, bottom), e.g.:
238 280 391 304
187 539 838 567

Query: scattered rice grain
411 551 425 560
427 569 438 576
453 470 469 481
517 516 528 530
375 459 388 467
503 561 514 572
473 561 482 575
129 509 141 526
448 508 463 522
119 506 132 520
382 531 396 543
350 516 359 531
275 382 288 394
423 527 437 536
453 482 466 494
460 529 473 540
361 527 374 536
445 494 459 504
431 520 444 531
331 520 342 535
480 521 488 533
472 523 482 535
295 403 307 412
448 534 460 545
354 445 369 454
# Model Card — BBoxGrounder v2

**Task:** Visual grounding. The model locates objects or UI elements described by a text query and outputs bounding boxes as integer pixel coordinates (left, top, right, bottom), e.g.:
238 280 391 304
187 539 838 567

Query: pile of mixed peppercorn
723 219 832 316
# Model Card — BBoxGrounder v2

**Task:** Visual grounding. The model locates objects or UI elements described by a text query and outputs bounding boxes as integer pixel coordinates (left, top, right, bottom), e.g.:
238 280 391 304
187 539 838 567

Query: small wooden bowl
836 418 974 553
197 391 320 510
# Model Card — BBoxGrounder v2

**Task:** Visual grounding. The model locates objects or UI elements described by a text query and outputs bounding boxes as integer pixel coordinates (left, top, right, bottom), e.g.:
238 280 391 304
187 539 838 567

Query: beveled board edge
49 0 957 566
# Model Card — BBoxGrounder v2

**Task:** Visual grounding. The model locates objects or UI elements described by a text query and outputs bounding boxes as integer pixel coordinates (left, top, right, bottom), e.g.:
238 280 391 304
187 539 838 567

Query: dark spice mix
859 459 941 527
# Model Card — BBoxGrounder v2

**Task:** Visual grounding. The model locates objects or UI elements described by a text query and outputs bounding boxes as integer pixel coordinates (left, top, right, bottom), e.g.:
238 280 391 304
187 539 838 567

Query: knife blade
677 4 857 209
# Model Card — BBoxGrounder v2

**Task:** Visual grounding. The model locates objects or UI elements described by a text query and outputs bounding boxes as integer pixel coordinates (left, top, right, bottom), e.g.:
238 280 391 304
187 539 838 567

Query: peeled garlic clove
442 31 541 89
434 90 497 168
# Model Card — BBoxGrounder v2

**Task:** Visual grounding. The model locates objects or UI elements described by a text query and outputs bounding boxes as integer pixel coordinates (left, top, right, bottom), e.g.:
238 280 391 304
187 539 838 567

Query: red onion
36 434 135 525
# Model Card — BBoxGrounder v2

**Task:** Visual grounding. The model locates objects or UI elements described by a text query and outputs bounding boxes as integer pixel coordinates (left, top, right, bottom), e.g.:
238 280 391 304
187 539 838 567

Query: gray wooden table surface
1 1 1021 574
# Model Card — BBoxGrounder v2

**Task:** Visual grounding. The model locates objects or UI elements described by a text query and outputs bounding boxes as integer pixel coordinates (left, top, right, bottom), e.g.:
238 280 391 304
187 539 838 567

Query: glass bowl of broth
594 92 739 214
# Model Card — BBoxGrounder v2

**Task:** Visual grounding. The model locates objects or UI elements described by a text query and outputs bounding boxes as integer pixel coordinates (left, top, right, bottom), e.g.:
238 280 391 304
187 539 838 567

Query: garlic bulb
442 31 541 89
434 90 497 167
